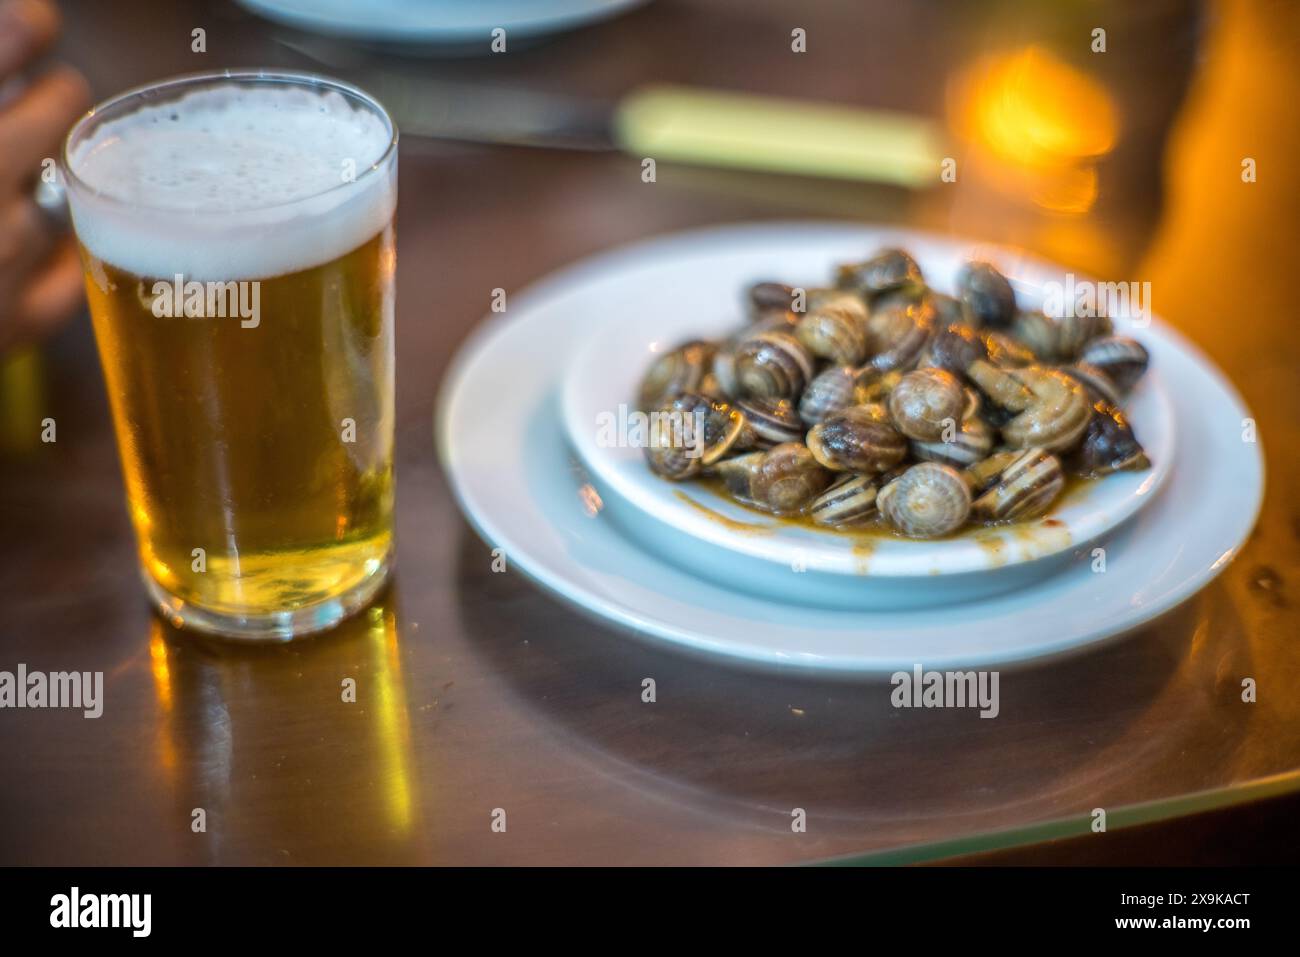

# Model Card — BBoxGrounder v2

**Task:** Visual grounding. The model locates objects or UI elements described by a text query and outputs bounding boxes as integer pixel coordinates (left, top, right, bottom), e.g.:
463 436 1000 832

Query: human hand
0 0 90 354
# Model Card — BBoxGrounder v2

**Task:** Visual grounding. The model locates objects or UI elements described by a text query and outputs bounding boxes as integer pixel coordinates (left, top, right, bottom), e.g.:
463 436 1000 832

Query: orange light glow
950 46 1119 214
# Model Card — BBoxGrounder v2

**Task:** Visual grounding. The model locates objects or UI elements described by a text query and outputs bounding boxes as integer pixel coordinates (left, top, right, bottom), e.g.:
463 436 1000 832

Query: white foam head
65 78 396 280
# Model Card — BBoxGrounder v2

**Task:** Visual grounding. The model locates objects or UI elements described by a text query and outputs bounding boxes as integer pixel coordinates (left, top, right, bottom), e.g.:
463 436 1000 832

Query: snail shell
956 261 1017 330
1055 312 1110 359
708 350 738 399
982 330 1036 368
1009 310 1057 359
799 365 860 426
733 329 814 400
638 339 717 410
712 450 766 501
809 474 879 527
878 462 972 538
807 406 908 473
1070 402 1151 476
795 300 869 364
1060 362 1123 409
749 442 832 513
836 248 923 298
852 368 901 406
1012 310 1109 361
966 361 1091 453
922 322 988 376
887 368 965 442
964 449 1021 495
748 281 797 318
643 392 745 478
1079 336 1149 392
971 448 1065 521
735 397 804 447
928 291 966 328
911 415 994 468
865 298 934 373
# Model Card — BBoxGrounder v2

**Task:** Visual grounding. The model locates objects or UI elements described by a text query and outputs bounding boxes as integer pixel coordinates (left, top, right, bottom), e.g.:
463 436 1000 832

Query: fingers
0 195 60 283
0 0 61 78
0 239 83 354
0 0 83 355
0 65 90 195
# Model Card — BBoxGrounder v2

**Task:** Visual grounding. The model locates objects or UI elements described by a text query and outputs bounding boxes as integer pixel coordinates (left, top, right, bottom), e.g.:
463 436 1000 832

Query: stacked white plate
437 223 1263 676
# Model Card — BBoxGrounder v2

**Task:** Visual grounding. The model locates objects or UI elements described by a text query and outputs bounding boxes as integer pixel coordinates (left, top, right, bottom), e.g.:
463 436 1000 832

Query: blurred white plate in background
239 0 650 45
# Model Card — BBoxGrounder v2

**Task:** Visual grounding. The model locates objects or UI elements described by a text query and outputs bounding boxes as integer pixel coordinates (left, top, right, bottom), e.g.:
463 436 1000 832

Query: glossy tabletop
1 0 1298 865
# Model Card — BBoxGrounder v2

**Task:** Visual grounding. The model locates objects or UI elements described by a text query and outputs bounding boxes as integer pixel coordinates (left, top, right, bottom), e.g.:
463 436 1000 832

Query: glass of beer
61 71 398 640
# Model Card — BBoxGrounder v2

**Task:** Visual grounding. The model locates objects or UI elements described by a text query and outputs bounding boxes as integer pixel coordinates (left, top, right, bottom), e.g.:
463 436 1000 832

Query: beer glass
61 71 398 640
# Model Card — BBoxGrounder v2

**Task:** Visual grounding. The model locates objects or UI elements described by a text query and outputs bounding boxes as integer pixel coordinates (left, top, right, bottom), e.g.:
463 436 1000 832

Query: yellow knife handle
614 85 945 188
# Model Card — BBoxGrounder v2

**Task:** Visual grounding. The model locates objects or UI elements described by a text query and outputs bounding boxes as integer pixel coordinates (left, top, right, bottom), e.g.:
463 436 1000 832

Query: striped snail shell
643 392 745 478
971 448 1065 521
799 365 860 426
1079 336 1149 392
1012 310 1109 361
712 309 805 399
1060 362 1123 409
733 329 815 400
1070 402 1151 476
712 450 766 502
887 367 965 442
708 349 738 399
836 247 923 298
865 298 934 373
795 299 869 364
982 330 1036 368
956 261 1017 330
964 450 1021 496
966 361 1091 454
911 415 994 468
1054 312 1110 359
638 339 717 411
1009 310 1057 360
878 462 972 538
749 442 833 513
735 397 804 447
809 474 879 528
806 406 908 473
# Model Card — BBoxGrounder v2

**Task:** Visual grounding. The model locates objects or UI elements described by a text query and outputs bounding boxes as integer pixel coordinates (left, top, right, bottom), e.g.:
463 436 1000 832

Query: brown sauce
677 472 1098 546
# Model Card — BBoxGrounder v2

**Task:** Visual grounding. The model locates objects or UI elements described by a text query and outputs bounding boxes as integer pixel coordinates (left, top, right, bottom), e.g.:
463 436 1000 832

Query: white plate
560 236 1175 609
436 222 1264 674
238 0 649 45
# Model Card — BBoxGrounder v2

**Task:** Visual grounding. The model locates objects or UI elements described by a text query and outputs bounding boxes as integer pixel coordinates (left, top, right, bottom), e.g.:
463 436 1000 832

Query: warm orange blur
949 45 1119 215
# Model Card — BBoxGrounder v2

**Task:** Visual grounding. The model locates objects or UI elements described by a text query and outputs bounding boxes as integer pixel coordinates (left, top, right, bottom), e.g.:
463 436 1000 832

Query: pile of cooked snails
637 248 1151 539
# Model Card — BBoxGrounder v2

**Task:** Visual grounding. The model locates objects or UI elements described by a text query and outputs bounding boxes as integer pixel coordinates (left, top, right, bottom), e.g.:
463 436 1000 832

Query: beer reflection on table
146 589 422 864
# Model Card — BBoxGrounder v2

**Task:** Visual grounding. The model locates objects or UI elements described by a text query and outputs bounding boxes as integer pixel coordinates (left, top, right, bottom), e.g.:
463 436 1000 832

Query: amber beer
62 73 398 639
